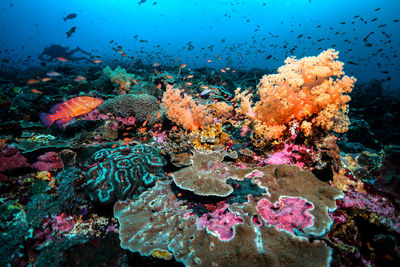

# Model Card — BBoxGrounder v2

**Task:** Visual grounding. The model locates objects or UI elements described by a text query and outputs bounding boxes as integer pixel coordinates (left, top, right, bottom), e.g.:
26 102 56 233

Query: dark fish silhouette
138 0 147 4
66 26 77 38
63 13 77 21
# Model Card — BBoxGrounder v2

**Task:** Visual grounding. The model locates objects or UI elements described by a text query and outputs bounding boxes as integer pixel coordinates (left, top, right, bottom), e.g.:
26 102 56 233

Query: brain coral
84 144 167 203
98 94 163 125
114 180 333 267
172 150 249 197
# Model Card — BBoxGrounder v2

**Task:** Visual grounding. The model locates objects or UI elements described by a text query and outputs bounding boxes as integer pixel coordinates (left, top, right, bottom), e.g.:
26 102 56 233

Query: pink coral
235 49 356 143
195 203 244 241
33 151 63 171
52 213 75 232
0 144 30 172
256 196 314 233
162 85 212 131
264 143 313 168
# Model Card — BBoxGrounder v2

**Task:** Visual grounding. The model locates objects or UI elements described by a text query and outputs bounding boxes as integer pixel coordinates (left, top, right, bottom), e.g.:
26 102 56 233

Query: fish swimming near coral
40 96 103 127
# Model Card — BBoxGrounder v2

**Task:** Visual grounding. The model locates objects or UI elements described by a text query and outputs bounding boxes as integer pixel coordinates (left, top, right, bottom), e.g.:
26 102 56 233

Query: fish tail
40 112 56 127
63 17 66 22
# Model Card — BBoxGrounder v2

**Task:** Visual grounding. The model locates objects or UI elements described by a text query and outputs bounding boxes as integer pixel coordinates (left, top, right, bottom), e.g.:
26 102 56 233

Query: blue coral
84 144 167 203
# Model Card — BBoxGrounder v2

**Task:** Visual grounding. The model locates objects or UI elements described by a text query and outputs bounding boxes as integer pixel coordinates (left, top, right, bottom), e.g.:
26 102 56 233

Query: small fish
74 76 87 82
207 59 212 62
92 59 102 64
66 26 77 38
165 75 173 79
63 13 77 21
40 96 103 127
153 62 160 67
186 82 192 86
41 77 52 82
186 75 193 78
27 79 39 84
180 64 187 69
47 71 61 77
220 69 226 73
31 89 42 94
56 57 68 62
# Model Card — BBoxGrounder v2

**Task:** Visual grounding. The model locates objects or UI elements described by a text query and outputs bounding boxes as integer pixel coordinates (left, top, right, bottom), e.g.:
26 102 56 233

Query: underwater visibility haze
0 0 399 266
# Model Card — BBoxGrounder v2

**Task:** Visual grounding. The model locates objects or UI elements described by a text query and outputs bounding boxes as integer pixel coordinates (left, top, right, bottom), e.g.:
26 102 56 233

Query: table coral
114 180 333 267
171 150 249 197
84 144 167 203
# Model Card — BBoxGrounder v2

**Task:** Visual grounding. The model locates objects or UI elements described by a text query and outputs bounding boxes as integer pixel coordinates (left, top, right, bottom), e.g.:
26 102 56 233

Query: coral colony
1 48 399 267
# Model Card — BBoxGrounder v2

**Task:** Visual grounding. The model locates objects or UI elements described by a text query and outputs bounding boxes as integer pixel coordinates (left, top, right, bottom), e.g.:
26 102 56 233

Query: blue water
1 0 399 90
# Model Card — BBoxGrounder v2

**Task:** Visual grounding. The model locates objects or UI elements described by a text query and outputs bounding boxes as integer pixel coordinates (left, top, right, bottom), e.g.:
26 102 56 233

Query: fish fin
40 113 56 127
55 117 72 125
49 103 62 113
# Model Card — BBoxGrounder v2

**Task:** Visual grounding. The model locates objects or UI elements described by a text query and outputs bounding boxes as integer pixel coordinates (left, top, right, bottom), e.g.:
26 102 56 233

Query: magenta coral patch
0 144 30 172
256 197 314 233
196 203 244 241
33 151 63 171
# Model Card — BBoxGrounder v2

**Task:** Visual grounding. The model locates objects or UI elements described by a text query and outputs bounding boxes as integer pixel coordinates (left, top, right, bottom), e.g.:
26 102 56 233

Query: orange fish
186 82 192 86
207 59 212 63
186 75 193 79
166 75 173 79
153 62 160 67
180 64 187 69
93 59 102 64
31 89 42 94
40 96 103 127
56 57 68 62
27 79 39 84
220 69 226 73
41 77 52 82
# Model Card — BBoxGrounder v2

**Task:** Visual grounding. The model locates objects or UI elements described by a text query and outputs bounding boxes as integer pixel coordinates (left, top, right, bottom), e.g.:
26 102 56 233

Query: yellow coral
190 123 230 150
151 249 173 260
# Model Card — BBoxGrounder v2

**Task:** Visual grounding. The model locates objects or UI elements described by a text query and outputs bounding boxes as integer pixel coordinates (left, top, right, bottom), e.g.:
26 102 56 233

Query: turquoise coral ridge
84 144 167 203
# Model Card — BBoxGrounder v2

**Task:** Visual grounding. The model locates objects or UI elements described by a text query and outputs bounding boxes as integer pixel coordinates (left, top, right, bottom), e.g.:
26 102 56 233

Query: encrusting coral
235 49 356 145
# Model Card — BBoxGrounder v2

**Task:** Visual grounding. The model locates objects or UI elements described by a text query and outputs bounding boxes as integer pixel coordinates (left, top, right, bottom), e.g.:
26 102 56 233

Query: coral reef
84 144 167 203
103 66 135 94
235 49 356 145
98 93 163 125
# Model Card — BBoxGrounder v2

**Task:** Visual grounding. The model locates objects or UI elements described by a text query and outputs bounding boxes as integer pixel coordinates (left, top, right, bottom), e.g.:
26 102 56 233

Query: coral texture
33 151 64 171
0 144 30 172
172 150 248 197
162 85 212 131
251 165 343 235
235 49 356 142
98 94 163 125
256 197 313 233
103 66 135 94
84 144 167 203
114 180 333 267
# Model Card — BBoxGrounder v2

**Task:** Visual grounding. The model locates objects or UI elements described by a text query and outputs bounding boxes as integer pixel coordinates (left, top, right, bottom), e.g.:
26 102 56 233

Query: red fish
40 96 103 127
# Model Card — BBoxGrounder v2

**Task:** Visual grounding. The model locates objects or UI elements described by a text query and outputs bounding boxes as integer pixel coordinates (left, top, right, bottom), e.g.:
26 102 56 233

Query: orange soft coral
162 85 212 131
236 49 356 142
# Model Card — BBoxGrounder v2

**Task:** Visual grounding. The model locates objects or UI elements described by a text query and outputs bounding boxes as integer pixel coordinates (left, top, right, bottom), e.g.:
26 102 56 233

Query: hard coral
84 144 167 203
235 49 356 144
162 85 212 131
98 94 163 126
114 180 333 267
172 150 248 197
